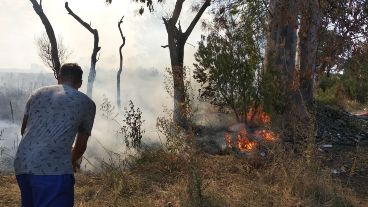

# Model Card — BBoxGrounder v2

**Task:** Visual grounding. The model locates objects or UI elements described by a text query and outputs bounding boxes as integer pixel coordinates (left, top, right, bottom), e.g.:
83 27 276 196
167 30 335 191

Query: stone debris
316 104 368 145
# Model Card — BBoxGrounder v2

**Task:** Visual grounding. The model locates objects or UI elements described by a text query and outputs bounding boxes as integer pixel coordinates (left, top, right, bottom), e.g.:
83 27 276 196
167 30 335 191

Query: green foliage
99 97 145 150
317 0 368 75
119 100 145 150
341 45 368 103
315 75 343 105
193 16 261 122
316 44 368 105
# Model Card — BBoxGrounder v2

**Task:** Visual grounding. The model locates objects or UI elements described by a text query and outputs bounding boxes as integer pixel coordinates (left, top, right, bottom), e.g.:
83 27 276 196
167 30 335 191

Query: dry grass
1 144 367 207
72 143 366 207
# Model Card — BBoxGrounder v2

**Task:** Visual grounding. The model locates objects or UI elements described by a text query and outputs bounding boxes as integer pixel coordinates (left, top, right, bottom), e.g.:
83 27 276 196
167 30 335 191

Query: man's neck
60 82 78 90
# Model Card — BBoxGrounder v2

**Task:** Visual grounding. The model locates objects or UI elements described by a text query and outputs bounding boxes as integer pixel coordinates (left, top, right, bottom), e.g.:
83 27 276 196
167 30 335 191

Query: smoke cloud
0 68 172 172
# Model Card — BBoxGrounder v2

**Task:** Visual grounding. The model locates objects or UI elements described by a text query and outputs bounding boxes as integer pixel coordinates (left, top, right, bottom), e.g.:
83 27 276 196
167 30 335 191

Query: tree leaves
193 14 262 121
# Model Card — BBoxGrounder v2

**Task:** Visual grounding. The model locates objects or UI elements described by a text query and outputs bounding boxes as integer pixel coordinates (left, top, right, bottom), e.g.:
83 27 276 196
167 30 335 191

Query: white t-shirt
14 84 96 175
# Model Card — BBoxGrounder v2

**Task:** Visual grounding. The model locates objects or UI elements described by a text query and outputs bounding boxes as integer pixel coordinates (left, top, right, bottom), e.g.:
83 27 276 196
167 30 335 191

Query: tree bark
65 2 101 98
29 0 60 79
163 0 211 129
266 0 315 146
298 0 321 106
267 0 303 108
117 16 126 108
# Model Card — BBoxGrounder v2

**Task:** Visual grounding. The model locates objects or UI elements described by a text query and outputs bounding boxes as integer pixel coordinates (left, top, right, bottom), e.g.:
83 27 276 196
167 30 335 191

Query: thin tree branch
29 0 60 78
118 16 126 48
262 0 273 17
65 1 100 97
184 0 211 39
171 0 185 25
117 15 126 108
65 2 96 34
65 2 101 58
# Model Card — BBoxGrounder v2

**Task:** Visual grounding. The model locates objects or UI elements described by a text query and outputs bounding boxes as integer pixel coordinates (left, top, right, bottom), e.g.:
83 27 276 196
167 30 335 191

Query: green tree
193 15 261 122
342 44 368 103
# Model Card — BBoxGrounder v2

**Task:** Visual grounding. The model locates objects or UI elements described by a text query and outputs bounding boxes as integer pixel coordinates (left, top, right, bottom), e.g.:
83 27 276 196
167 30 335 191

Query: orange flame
224 132 233 149
236 129 257 152
224 106 278 153
255 129 279 141
246 106 271 125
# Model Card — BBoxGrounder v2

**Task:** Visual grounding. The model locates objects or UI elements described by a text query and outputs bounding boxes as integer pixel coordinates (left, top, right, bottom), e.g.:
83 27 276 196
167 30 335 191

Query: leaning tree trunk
117 16 126 108
29 0 60 79
65 2 101 98
298 0 321 107
163 0 210 129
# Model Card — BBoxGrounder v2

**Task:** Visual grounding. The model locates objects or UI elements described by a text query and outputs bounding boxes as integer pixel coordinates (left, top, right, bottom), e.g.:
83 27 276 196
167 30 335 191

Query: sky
0 0 207 72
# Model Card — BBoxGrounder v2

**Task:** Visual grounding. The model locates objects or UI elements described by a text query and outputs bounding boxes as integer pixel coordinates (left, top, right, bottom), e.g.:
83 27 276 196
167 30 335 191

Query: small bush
119 100 145 150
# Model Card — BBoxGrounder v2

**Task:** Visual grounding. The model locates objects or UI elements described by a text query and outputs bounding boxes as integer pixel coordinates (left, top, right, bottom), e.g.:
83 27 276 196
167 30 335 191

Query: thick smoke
0 68 172 172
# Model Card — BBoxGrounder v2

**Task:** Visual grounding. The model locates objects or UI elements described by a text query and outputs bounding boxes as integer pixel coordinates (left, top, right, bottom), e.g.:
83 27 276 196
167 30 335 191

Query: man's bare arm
21 115 28 136
72 132 89 172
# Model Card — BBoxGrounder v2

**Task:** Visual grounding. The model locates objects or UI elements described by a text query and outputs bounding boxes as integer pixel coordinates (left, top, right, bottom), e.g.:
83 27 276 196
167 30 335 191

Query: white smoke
0 68 172 172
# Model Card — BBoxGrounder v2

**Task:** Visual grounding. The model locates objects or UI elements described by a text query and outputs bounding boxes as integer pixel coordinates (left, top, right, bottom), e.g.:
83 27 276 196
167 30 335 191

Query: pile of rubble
316 104 368 145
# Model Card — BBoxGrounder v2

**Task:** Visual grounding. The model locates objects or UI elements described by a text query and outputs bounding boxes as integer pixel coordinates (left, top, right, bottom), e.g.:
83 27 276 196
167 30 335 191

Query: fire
224 132 233 149
255 129 279 141
224 106 278 154
246 106 271 125
236 129 257 152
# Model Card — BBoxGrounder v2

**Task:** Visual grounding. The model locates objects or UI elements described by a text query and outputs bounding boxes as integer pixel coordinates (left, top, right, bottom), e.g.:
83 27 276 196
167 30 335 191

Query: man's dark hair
59 63 83 84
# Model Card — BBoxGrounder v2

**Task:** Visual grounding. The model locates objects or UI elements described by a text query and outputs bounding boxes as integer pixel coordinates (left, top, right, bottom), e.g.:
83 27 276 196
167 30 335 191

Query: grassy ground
1 143 367 207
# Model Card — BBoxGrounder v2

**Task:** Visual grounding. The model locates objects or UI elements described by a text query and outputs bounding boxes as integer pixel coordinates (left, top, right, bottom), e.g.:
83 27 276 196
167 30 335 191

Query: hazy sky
0 0 207 72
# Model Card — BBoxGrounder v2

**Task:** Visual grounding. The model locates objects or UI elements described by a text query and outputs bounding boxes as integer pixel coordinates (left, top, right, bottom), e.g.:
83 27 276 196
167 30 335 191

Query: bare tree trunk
163 0 210 129
267 0 303 108
266 0 317 147
298 0 321 106
65 2 101 98
29 0 60 79
117 16 126 108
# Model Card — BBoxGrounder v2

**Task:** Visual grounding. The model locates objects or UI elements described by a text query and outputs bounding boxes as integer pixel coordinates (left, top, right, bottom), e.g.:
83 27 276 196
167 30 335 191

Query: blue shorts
16 174 75 207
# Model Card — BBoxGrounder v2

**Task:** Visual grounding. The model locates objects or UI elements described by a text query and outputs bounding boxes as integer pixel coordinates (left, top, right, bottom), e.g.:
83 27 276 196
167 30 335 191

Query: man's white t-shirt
14 84 96 175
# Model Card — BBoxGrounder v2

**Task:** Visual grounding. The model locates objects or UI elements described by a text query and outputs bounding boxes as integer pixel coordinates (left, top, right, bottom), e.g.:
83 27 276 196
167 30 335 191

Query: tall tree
65 2 101 98
29 0 61 79
193 22 260 122
162 0 211 129
316 0 368 80
298 0 321 106
263 0 319 147
266 0 302 109
117 16 126 108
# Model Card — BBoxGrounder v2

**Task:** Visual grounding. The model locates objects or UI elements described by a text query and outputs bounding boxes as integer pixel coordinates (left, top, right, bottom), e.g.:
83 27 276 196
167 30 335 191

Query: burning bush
225 106 279 153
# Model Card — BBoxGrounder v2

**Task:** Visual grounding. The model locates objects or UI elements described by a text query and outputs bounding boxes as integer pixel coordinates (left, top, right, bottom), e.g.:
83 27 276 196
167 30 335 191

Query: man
14 63 96 207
